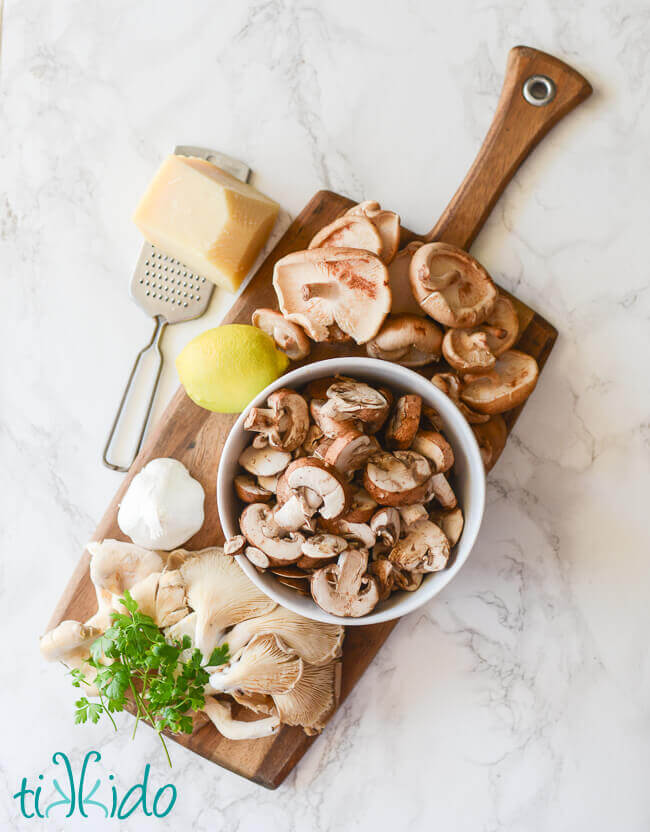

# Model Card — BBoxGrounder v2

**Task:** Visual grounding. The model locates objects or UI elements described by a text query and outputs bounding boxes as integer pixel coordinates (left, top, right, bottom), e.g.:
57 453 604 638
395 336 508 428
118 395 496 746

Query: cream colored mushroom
283 457 350 520
239 503 305 564
385 394 422 450
389 518 450 573
251 308 311 360
40 620 100 663
341 486 377 523
410 242 497 328
272 660 340 734
318 517 377 549
429 472 457 509
391 565 423 592
272 247 391 344
202 696 280 740
471 415 508 471
366 315 443 367
429 506 464 546
398 503 429 528
344 200 401 264
117 569 189 628
310 399 362 438
370 508 401 548
209 634 302 695
309 213 383 257
431 372 490 424
320 379 390 425
234 474 273 504
180 547 276 660
311 548 379 617
298 533 348 569
238 444 292 477
244 546 271 569
244 388 309 452
324 431 380 476
363 450 433 506
223 535 246 556
386 242 425 314
460 350 539 414
368 558 395 601
410 430 454 473
222 606 344 665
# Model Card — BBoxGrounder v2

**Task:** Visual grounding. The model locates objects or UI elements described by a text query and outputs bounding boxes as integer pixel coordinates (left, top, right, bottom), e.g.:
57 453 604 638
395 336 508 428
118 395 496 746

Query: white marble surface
1 0 649 829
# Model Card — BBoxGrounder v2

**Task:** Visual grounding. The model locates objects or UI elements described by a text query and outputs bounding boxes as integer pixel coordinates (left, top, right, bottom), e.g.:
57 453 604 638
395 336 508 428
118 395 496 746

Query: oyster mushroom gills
235 376 466 617
40 538 344 741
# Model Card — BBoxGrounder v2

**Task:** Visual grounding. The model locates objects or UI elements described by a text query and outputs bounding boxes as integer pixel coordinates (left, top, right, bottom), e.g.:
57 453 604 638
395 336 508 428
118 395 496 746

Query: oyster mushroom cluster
250 200 540 473
41 537 344 739
231 376 465 618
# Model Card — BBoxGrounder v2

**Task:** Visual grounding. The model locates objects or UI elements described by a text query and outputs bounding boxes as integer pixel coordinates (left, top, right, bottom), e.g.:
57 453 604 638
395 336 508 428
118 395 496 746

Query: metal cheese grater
102 145 252 472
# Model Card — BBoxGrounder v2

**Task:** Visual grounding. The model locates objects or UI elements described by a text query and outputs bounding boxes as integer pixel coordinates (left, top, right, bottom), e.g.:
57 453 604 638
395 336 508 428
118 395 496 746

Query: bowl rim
216 356 486 625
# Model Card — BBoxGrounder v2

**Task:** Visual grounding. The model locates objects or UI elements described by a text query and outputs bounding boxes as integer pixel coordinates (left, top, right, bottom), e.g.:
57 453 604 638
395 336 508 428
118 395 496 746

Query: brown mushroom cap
340 486 377 523
391 565 423 592
410 430 454 473
368 558 395 601
386 242 425 316
320 380 390 425
298 533 348 569
409 242 497 328
366 314 443 367
442 329 496 373
345 201 401 264
239 503 304 564
310 548 379 617
251 308 311 361
480 294 520 356
363 450 433 506
471 415 508 471
308 214 383 258
389 518 450 573
431 372 490 424
324 432 380 475
385 394 422 450
273 247 391 344
244 388 310 452
284 457 350 520
460 350 539 414
235 474 273 504
428 506 464 547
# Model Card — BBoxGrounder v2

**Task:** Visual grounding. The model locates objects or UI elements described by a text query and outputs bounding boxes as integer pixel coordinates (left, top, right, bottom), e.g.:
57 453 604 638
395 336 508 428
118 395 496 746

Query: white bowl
217 357 486 625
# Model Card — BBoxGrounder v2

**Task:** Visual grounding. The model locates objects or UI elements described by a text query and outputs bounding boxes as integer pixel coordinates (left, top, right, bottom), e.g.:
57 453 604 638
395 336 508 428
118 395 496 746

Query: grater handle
102 316 168 472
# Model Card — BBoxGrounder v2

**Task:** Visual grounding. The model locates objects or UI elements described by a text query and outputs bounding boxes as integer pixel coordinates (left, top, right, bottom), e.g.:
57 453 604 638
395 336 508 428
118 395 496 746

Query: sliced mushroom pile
249 200 540 474
40 538 344 739
232 376 465 618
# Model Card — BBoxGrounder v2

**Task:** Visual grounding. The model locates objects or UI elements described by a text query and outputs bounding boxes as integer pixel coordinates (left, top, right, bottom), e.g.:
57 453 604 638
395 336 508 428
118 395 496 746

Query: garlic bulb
118 458 204 550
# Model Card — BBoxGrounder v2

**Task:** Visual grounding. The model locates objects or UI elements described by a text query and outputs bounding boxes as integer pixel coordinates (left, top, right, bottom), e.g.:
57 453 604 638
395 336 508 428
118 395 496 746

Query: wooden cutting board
48 47 591 788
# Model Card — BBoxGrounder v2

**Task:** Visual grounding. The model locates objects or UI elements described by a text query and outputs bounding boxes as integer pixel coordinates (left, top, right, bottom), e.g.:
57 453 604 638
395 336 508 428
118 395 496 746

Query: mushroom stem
202 697 280 740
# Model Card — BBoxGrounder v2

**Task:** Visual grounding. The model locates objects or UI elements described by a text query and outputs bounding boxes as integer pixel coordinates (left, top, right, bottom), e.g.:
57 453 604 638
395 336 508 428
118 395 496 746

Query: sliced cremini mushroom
318 518 377 549
370 507 401 550
431 372 490 424
202 697 281 740
410 430 454 473
310 548 379 617
341 486 377 523
251 308 311 360
302 424 325 456
244 546 271 569
471 415 508 471
345 201 401 264
421 403 444 431
273 247 391 344
272 660 339 734
389 518 450 573
398 503 429 528
387 242 425 315
409 242 497 328
385 394 422 449
391 565 423 592
283 457 350 520
310 399 362 438
238 444 292 477
320 380 389 425
324 431 380 475
366 315 443 367
297 533 348 568
235 473 273 504
460 350 539 414
257 473 280 493
223 606 344 665
368 558 395 601
244 389 309 452
309 213 383 258
363 450 433 506
429 472 457 509
239 503 305 564
429 506 464 546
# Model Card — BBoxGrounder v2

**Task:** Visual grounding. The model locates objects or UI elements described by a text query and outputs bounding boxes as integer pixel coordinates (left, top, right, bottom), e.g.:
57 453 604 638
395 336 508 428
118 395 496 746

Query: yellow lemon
176 325 289 413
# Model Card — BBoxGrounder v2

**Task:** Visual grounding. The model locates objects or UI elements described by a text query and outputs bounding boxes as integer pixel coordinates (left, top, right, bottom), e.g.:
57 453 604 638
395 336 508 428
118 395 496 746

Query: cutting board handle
425 46 592 250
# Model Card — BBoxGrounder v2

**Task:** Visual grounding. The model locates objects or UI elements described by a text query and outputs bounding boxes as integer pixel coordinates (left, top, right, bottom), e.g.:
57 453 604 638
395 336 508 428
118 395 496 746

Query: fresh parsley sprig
71 590 229 766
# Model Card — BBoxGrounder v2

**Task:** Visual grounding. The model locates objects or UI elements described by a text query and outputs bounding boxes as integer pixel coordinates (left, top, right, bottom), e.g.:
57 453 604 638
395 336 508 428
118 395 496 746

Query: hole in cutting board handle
522 74 556 106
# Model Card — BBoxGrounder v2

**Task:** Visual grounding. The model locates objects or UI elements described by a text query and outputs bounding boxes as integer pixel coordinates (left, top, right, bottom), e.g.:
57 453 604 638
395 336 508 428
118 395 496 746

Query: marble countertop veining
1 0 649 829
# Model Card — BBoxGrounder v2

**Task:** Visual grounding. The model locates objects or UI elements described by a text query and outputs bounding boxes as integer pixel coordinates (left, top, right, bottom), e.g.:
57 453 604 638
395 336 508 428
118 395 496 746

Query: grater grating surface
103 145 252 471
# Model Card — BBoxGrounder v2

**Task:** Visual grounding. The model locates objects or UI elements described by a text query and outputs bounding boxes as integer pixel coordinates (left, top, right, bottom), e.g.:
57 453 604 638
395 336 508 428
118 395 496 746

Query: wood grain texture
47 46 591 788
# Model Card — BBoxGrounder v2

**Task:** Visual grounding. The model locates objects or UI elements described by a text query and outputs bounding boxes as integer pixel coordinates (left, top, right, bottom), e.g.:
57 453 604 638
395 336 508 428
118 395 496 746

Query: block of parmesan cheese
133 155 280 292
